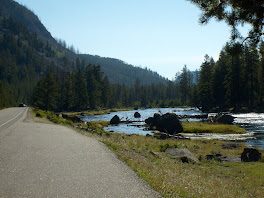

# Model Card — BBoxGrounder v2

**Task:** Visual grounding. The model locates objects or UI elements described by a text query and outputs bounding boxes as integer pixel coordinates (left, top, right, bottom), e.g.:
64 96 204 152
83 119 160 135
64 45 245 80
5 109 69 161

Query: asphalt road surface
0 108 161 198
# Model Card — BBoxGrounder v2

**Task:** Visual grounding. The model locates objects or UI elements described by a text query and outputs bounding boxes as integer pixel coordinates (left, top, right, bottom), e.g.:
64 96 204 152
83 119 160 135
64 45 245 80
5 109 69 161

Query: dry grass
94 133 264 198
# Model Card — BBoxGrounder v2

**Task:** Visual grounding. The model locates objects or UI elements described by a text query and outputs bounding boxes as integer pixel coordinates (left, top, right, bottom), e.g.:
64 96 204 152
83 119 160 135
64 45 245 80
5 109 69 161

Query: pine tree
32 73 58 111
187 0 264 43
73 69 88 111
259 42 264 107
179 65 192 105
212 50 228 109
101 76 111 108
224 46 242 109
242 44 260 109
85 65 102 109
198 55 214 111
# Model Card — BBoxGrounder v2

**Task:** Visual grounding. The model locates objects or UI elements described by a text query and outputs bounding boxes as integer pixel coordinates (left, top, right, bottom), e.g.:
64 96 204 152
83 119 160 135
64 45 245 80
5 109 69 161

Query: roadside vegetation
35 109 73 125
33 109 264 198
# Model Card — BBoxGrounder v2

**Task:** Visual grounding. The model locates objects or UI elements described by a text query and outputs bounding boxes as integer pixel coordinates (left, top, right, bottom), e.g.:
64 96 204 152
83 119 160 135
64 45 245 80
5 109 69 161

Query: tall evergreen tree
32 73 58 111
212 50 228 109
101 76 111 108
179 65 192 105
224 44 242 109
73 68 88 111
198 55 214 111
242 44 259 109
85 65 102 109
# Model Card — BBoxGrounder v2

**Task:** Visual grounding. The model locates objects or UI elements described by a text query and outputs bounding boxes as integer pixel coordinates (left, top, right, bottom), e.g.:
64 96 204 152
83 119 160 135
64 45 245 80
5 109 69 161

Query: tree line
178 42 264 112
31 64 185 112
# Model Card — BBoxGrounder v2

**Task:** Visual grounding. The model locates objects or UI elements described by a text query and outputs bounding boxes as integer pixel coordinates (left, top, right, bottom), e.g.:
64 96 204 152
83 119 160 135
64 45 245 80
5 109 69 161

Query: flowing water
81 108 264 149
233 113 264 149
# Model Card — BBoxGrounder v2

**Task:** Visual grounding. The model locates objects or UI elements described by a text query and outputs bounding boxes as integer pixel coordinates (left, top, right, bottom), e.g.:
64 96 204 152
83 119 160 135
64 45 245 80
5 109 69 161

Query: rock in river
215 114 234 124
145 113 183 135
134 112 141 118
110 115 121 125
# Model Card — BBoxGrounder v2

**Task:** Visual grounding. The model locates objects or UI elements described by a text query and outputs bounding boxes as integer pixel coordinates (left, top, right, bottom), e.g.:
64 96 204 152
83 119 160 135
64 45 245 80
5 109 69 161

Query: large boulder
157 113 183 134
165 148 199 163
110 115 121 125
145 117 154 126
215 114 234 124
241 148 262 162
145 113 183 135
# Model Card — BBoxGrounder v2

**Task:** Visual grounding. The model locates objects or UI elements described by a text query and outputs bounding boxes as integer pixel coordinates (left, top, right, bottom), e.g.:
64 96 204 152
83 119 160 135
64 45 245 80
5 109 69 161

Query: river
80 108 264 149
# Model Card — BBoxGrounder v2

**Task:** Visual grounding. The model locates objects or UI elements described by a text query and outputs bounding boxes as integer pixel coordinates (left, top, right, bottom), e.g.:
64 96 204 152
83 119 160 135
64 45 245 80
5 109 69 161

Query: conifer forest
1 0 264 113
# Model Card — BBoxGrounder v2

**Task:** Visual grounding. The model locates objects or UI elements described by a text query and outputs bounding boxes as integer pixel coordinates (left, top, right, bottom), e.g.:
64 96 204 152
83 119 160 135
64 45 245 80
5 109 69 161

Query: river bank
34 109 264 198
78 129 264 198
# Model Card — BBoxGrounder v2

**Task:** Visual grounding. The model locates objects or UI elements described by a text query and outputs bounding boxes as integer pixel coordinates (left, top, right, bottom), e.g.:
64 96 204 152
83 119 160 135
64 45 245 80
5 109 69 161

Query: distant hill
0 0 55 43
0 0 167 85
79 54 167 85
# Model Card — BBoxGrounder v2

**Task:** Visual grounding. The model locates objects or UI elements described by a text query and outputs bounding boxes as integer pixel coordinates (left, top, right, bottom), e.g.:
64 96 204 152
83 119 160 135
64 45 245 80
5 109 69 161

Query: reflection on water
81 108 264 149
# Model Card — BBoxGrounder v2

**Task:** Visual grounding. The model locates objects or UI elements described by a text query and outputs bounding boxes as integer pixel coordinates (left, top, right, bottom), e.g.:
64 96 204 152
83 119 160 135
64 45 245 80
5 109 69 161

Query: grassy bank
182 121 246 134
33 109 264 197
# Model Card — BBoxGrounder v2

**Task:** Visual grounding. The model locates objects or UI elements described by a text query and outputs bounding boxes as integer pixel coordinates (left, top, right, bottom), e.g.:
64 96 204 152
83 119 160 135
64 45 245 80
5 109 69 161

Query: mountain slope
0 0 55 43
0 0 168 85
80 54 166 85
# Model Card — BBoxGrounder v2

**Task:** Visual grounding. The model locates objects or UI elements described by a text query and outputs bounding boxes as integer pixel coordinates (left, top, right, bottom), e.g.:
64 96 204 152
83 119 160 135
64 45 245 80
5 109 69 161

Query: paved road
0 107 27 131
0 108 161 198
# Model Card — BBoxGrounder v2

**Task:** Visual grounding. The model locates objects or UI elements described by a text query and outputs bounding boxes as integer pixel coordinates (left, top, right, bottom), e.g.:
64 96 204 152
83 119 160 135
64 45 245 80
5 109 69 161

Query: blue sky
15 0 249 79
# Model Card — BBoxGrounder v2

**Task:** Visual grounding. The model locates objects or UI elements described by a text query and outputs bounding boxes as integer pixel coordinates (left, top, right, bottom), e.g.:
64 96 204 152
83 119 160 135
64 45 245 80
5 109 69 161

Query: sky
15 0 249 80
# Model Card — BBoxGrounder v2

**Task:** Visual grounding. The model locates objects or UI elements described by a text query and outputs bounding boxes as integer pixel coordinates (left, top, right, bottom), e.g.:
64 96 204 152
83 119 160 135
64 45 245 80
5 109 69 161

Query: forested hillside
0 14 70 107
0 0 167 84
79 54 166 85
0 0 55 43
0 0 168 108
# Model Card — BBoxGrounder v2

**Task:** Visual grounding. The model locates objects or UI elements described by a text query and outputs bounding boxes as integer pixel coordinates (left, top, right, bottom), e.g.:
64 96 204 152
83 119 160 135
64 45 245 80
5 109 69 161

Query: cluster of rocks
145 113 183 135
205 147 262 163
165 147 262 163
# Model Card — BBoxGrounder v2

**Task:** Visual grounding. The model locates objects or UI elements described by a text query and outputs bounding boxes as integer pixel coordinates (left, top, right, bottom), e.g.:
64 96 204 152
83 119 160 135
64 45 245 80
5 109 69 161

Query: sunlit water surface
81 108 264 149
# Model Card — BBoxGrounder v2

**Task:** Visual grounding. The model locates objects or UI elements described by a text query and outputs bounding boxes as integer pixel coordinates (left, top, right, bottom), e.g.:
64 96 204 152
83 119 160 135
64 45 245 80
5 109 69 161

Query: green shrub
35 109 46 118
34 109 73 126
